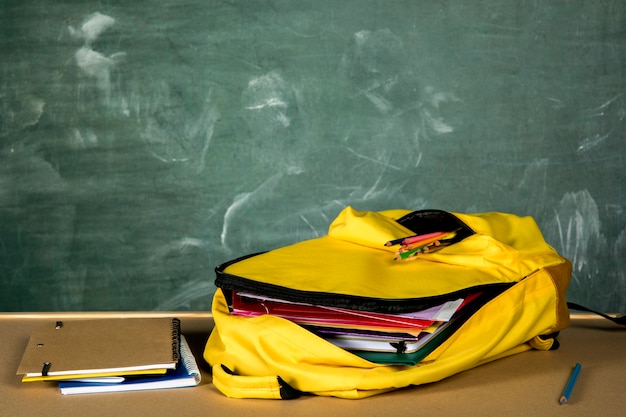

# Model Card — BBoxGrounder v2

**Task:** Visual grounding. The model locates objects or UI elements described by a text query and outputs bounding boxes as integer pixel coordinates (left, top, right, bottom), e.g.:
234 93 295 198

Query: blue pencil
560 363 582 405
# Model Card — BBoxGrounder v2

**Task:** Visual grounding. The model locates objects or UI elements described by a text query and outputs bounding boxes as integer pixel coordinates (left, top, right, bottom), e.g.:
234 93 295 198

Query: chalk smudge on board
221 192 252 249
421 108 454 134
69 12 115 45
582 93 624 118
577 93 625 152
551 191 626 311
219 170 288 246
344 147 402 171
0 93 45 138
156 280 214 310
577 132 611 153
550 190 604 282
139 83 218 170
243 72 293 129
71 13 126 107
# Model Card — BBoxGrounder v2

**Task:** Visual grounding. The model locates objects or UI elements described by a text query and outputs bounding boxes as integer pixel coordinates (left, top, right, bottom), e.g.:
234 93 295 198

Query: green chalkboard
1 1 624 312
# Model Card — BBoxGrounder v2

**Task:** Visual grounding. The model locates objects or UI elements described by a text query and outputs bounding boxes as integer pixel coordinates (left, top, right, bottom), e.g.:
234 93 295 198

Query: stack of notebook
16 317 201 395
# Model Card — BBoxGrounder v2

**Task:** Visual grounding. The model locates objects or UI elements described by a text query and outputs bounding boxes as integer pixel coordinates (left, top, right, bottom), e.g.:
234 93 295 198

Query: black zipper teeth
216 272 514 314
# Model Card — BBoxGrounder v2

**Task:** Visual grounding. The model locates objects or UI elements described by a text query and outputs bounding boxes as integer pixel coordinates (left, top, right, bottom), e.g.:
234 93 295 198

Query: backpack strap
212 364 302 400
567 302 626 326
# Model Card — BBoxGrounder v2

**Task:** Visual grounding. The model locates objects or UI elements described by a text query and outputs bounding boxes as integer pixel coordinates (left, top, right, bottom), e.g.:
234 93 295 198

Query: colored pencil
401 231 449 246
385 231 448 247
560 363 582 405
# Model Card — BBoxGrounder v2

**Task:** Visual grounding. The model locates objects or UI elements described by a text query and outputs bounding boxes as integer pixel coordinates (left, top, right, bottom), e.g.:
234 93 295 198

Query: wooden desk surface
1 313 624 417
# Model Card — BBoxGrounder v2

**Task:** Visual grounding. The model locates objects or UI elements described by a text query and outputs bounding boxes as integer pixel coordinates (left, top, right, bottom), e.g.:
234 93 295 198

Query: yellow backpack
204 207 571 399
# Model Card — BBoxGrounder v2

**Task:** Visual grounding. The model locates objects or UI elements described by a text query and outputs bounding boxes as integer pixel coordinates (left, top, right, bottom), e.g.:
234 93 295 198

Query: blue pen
560 363 582 405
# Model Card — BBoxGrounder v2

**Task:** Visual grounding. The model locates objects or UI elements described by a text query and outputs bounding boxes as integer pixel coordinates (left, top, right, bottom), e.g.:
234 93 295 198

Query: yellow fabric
328 206 416 253
211 364 284 399
223 207 567 299
205 207 572 399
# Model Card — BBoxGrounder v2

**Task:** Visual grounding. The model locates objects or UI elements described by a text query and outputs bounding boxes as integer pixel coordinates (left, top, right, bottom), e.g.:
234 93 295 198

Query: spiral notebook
58 335 200 395
17 318 180 382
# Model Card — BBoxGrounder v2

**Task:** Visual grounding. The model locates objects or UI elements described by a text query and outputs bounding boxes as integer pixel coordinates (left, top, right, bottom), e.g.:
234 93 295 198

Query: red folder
230 292 436 329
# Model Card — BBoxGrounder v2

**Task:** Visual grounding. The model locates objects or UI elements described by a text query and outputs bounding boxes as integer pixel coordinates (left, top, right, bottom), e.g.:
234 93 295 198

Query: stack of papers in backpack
229 290 489 365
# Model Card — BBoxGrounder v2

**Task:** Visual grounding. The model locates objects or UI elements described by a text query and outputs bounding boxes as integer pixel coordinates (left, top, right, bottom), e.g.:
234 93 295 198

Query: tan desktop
1 313 624 417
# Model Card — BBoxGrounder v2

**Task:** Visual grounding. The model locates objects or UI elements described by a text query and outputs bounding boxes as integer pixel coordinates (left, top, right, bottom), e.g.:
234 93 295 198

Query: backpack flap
215 207 568 311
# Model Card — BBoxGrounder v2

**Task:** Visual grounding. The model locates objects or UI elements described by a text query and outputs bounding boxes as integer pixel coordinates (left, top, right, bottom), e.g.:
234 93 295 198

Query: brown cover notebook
17 318 180 380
